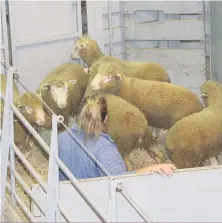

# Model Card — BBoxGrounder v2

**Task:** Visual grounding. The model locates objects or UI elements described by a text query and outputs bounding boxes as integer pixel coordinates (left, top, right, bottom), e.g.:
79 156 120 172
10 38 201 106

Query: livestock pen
1 0 222 222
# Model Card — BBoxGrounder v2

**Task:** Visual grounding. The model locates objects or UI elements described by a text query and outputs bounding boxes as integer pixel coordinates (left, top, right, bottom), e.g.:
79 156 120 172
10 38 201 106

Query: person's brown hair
77 94 108 140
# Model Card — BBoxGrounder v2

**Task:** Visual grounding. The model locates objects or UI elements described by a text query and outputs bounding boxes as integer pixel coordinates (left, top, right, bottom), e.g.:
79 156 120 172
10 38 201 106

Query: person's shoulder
100 132 116 146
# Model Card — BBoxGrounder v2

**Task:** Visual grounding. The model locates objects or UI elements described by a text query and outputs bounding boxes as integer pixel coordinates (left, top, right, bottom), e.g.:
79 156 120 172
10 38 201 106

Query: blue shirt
58 123 130 180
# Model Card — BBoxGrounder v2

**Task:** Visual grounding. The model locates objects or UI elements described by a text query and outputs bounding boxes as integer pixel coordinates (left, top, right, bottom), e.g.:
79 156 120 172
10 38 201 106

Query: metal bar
58 202 73 223
1 1 10 67
76 0 83 35
45 115 62 222
7 1 17 66
11 104 108 222
9 66 16 205
12 143 47 192
7 162 45 216
0 67 13 215
6 182 37 222
15 32 82 47
62 123 112 177
53 115 61 222
107 180 117 222
108 0 113 56
120 191 153 223
13 144 73 222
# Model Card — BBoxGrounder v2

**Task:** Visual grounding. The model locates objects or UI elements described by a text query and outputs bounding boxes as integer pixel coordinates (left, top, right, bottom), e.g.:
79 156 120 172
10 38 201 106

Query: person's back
58 123 127 180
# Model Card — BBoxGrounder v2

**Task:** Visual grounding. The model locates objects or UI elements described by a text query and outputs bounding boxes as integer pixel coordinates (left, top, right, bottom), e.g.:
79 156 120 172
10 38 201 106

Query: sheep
81 93 166 170
1 75 48 149
17 92 50 128
36 63 89 127
71 36 171 83
164 80 222 169
89 65 204 136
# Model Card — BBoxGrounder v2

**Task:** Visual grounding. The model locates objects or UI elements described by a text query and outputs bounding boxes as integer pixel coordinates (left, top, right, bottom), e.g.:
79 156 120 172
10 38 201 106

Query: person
58 94 176 181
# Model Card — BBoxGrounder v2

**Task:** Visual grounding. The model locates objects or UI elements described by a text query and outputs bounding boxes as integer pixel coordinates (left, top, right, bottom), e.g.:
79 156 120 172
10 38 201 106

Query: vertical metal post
0 67 14 214
107 180 117 222
44 114 61 222
9 69 17 205
108 0 113 56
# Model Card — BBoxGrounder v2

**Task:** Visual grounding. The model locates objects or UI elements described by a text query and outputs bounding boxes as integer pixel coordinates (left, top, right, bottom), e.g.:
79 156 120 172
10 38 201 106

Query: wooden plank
125 20 204 41
124 1 203 14
126 48 206 88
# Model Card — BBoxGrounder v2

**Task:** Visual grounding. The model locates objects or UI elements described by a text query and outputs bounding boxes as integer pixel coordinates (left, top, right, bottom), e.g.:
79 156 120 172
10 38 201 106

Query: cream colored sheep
165 80 222 169
36 63 89 128
71 36 171 83
90 66 204 133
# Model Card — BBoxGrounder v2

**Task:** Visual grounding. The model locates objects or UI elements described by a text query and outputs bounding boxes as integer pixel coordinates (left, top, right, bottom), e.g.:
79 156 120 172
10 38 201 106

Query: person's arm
135 164 177 176
95 143 177 177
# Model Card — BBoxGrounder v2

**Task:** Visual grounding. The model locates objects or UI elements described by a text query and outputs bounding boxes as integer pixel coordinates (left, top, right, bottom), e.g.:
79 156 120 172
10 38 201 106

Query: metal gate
123 1 210 98
1 1 9 74
7 0 82 94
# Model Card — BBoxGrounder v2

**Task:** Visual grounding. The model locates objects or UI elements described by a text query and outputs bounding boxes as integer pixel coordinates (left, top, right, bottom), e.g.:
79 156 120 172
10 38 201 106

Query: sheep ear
202 93 208 97
116 73 122 80
83 68 90 74
42 84 51 91
69 79 77 85
17 104 24 110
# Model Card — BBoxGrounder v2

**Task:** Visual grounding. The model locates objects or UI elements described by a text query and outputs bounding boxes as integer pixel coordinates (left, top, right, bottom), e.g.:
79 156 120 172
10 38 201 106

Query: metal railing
0 62 153 222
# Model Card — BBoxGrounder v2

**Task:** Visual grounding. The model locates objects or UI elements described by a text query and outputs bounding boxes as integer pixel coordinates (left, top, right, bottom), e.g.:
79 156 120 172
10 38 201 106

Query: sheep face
90 73 122 94
200 80 222 106
71 36 95 60
18 93 46 126
42 79 77 109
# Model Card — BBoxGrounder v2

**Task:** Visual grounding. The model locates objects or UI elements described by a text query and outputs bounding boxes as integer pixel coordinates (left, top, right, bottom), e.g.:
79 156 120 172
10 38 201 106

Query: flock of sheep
1 35 222 172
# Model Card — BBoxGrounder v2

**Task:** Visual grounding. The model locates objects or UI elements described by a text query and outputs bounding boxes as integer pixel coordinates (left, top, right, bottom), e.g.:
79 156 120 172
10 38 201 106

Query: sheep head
71 36 102 66
41 79 77 109
17 92 46 126
90 72 123 94
200 80 222 107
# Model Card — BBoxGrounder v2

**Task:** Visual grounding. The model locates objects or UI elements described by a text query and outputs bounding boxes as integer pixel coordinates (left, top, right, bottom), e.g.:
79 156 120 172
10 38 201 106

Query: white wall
7 0 82 94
